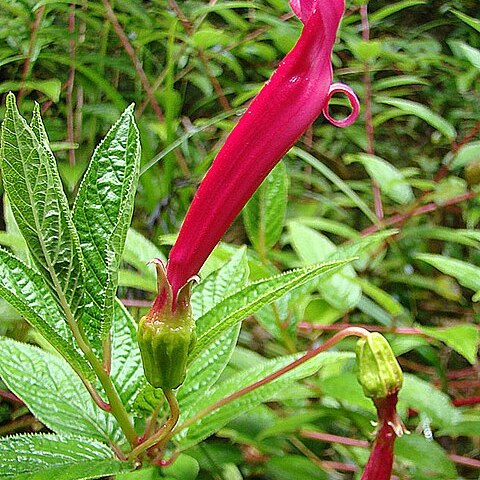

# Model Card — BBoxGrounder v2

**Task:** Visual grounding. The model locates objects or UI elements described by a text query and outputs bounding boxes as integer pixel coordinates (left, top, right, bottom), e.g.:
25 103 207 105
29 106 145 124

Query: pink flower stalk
166 0 360 298
361 393 405 480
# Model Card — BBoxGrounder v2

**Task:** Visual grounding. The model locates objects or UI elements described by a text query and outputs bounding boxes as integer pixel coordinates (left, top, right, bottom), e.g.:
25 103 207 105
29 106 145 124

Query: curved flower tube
167 0 360 298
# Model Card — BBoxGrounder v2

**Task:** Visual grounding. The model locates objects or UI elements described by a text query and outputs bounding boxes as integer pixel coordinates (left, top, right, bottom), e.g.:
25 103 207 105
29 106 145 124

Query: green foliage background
0 0 479 479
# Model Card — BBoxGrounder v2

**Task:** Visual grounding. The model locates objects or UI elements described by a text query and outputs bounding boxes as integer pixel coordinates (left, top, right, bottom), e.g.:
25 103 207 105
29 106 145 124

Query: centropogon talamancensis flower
356 333 406 480
166 0 360 298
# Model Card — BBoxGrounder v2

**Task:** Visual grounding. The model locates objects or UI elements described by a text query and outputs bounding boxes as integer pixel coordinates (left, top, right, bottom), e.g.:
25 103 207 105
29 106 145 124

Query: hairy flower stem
128 388 180 461
168 327 369 442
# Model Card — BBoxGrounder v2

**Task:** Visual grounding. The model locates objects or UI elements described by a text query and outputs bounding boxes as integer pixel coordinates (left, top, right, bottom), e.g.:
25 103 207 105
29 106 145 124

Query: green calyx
356 332 403 400
137 259 197 390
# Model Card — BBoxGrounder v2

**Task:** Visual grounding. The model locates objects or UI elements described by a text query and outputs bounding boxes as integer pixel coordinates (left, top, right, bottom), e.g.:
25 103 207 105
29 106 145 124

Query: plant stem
171 327 369 437
361 191 477 236
128 388 180 461
73 322 138 445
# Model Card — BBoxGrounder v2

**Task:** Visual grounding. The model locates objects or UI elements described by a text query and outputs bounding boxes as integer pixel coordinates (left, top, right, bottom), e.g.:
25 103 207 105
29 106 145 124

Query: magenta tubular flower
167 0 360 297
361 393 405 480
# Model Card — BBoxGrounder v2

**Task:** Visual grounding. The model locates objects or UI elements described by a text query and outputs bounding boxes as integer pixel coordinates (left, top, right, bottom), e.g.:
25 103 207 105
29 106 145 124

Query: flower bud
138 259 196 389
356 332 403 400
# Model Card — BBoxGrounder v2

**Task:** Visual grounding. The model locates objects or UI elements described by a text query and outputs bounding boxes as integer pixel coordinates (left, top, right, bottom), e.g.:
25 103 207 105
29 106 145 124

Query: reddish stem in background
167 0 230 112
18 6 46 105
361 190 478 236
360 4 383 220
172 328 369 436
101 0 190 176
0 390 23 404
452 396 480 407
301 428 480 470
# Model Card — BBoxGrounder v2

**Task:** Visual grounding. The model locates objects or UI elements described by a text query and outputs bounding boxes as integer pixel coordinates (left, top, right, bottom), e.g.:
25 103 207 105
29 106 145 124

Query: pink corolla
165 0 360 298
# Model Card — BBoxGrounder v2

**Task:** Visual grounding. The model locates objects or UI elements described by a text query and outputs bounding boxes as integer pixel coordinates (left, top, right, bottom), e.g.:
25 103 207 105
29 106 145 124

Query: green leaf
176 351 354 449
243 162 289 253
450 40 480 70
0 93 85 319
344 153 414 204
0 79 62 102
288 222 361 311
73 104 140 344
266 455 329 480
369 0 426 22
192 247 250 330
449 141 480 170
0 248 92 378
292 147 378 224
377 97 457 140
449 9 480 33
0 338 125 445
416 254 480 300
110 300 145 410
419 325 479 364
190 260 352 362
399 373 462 428
395 434 457 479
402 225 480 248
0 434 131 480
123 228 165 273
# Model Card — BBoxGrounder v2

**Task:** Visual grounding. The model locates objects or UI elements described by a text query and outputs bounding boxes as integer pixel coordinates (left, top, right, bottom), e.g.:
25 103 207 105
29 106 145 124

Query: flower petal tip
323 82 360 128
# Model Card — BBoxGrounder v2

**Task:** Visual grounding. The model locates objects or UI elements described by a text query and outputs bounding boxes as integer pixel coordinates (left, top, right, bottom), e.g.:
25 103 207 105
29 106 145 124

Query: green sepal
356 332 403 400
137 259 196 390
138 312 196 389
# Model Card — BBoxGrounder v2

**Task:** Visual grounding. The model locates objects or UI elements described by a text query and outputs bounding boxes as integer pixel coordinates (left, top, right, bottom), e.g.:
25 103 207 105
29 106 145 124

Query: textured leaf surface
0 434 130 480
192 247 250 332
110 300 145 410
0 338 124 445
73 105 140 344
243 162 289 253
190 260 350 362
175 352 354 449
0 93 84 318
179 249 250 407
0 248 91 378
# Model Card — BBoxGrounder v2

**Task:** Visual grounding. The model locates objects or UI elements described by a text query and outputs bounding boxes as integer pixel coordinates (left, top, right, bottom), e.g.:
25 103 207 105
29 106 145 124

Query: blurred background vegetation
0 0 479 479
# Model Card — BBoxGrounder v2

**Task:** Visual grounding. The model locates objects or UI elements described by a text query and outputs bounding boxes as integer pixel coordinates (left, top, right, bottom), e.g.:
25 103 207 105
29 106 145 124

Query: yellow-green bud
137 259 197 390
356 332 403 400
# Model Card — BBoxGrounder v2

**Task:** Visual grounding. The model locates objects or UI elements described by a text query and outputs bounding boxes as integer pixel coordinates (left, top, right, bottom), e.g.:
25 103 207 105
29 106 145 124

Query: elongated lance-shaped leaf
0 338 125 446
176 351 354 449
0 248 92 379
190 260 352 362
179 248 250 406
0 93 85 319
0 434 130 480
73 104 140 343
